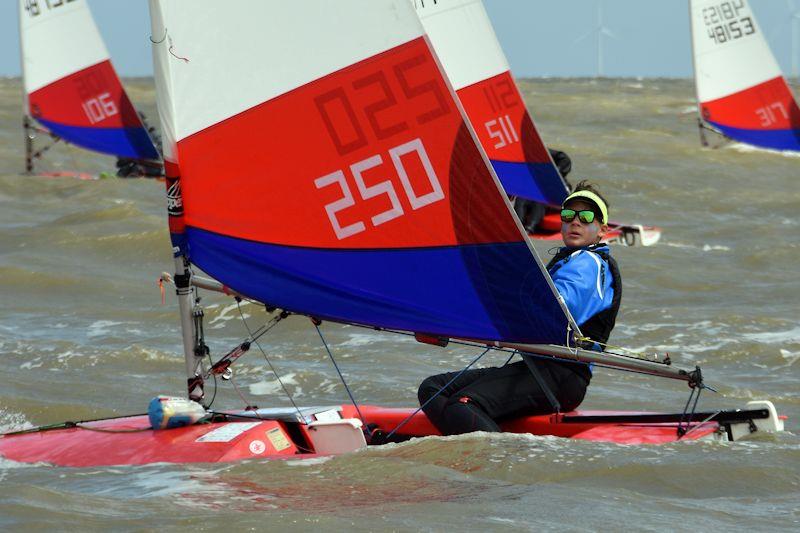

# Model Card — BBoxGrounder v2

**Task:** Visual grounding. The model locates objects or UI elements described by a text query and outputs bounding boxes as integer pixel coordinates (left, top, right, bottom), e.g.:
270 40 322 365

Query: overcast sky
2 0 798 78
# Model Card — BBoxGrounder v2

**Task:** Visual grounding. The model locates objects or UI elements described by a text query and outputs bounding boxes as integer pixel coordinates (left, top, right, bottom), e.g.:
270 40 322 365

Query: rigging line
228 374 259 413
0 413 149 437
677 386 704 438
236 301 304 421
74 424 151 434
680 409 723 439
314 323 367 428
384 347 492 440
205 350 218 408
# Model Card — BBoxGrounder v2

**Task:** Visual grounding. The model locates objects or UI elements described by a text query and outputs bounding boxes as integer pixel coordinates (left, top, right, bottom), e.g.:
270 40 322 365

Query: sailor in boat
513 148 572 233
418 181 621 435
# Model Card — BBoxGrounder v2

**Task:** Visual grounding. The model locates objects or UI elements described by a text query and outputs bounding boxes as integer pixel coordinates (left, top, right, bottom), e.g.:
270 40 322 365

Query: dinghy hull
0 402 781 467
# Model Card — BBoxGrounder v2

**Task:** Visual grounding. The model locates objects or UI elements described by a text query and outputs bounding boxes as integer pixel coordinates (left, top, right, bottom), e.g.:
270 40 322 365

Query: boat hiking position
18 0 162 178
414 0 661 246
690 0 800 151
0 0 783 468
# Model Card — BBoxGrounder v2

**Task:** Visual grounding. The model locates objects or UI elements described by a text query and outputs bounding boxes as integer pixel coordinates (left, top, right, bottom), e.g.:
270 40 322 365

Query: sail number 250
315 138 444 240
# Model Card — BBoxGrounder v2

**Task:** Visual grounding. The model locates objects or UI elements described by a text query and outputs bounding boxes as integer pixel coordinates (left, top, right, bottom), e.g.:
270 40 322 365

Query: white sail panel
19 0 110 95
414 0 508 90
690 0 783 102
150 0 425 146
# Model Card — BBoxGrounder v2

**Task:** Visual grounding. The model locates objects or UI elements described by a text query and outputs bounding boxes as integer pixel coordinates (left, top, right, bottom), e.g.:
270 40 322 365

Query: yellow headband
563 190 608 224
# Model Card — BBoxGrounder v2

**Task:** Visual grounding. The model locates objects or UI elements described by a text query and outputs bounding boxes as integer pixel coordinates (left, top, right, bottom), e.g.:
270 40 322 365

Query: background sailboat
414 0 661 246
690 0 800 151
18 0 161 176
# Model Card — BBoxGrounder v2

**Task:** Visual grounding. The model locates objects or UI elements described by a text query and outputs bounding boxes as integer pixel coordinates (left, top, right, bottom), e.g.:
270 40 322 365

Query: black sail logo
166 178 183 217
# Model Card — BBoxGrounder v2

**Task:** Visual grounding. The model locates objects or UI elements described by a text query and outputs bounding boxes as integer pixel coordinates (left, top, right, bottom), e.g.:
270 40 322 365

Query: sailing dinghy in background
414 0 661 247
690 0 800 151
18 0 162 177
0 0 783 467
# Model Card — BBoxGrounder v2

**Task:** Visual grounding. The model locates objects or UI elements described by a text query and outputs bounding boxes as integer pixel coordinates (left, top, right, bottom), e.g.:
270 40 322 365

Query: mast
597 2 603 78
687 0 707 145
793 8 800 80
18 0 32 173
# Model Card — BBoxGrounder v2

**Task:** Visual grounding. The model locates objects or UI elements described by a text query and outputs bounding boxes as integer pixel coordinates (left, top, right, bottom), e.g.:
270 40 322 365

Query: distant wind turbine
790 0 800 79
573 0 617 77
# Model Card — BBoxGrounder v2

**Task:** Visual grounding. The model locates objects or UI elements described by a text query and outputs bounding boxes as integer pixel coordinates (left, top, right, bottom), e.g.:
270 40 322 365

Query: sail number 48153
315 138 444 240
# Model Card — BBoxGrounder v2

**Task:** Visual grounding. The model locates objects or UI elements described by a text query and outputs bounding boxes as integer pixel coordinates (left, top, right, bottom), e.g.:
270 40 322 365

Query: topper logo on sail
312 53 450 240
166 180 183 216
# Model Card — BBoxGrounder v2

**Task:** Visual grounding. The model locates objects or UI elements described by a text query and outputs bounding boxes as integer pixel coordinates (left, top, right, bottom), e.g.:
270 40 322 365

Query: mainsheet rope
384 347 492 441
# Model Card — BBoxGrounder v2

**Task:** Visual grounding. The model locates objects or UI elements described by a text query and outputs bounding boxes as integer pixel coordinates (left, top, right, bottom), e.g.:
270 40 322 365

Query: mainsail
18 0 159 161
151 0 576 345
414 0 569 206
690 0 800 151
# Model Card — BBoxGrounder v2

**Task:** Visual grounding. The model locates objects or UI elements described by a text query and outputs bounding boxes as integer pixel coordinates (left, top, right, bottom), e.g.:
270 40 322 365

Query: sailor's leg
418 368 501 435
461 360 589 421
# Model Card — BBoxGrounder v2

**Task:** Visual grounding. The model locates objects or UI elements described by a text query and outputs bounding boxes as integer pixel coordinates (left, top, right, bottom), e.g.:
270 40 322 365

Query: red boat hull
0 405 725 467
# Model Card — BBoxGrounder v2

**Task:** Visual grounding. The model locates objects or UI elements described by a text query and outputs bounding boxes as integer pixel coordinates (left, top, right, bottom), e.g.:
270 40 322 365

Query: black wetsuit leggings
418 359 590 436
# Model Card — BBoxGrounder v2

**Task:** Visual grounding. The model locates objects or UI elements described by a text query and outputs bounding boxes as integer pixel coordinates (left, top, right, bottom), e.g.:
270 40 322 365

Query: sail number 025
315 138 444 240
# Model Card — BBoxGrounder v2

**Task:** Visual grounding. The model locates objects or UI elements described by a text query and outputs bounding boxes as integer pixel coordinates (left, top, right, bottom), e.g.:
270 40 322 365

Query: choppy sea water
0 77 798 531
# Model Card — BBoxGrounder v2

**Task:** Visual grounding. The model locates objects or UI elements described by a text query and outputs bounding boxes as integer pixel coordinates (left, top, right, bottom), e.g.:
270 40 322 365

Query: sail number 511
315 138 444 240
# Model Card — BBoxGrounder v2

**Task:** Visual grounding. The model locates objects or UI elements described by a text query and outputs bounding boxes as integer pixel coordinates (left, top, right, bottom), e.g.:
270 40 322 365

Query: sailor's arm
550 252 611 325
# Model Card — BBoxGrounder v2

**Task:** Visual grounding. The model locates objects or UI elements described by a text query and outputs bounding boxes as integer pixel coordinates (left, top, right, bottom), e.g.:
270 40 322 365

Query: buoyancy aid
546 244 622 347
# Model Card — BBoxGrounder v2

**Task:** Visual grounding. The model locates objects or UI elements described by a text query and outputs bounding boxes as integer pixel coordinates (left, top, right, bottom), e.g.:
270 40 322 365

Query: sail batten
19 0 159 161
151 0 572 345
415 0 569 205
690 0 800 151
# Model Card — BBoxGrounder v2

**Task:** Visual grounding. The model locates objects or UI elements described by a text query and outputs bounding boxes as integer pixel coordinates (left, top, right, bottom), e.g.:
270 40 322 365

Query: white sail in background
18 0 159 161
690 0 800 151
414 0 568 205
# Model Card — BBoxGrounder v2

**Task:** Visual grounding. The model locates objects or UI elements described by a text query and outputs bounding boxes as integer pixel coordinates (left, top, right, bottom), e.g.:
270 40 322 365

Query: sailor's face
561 200 608 247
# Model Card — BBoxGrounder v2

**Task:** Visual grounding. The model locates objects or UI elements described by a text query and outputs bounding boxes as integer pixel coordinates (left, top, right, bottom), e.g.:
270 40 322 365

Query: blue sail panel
186 227 568 344
37 118 160 160
707 121 800 152
490 159 569 206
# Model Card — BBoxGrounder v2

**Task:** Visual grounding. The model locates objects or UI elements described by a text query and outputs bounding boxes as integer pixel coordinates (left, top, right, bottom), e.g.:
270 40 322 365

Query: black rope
384 347 491 440
314 322 367 428
1 413 149 437
677 386 704 438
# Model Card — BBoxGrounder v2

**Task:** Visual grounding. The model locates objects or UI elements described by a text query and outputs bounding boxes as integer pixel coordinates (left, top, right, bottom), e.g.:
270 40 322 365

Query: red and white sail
150 0 575 344
414 0 568 205
19 0 159 160
690 0 800 151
